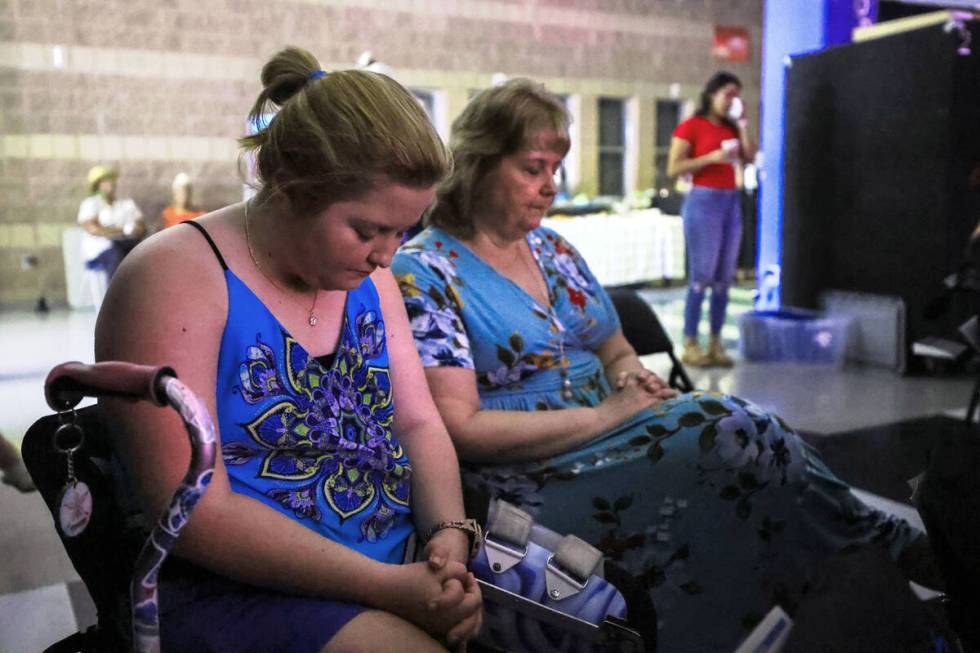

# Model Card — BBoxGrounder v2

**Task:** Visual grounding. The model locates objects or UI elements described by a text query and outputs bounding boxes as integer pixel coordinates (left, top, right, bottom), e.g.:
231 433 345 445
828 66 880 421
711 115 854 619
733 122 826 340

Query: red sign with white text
713 26 751 63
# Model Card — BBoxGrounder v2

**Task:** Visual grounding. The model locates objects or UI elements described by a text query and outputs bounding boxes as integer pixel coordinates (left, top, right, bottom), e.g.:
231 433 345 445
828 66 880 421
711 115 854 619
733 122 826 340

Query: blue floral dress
392 225 920 653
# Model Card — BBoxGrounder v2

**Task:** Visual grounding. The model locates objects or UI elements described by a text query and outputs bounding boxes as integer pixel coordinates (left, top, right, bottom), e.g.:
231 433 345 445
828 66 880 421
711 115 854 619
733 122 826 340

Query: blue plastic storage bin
739 309 851 366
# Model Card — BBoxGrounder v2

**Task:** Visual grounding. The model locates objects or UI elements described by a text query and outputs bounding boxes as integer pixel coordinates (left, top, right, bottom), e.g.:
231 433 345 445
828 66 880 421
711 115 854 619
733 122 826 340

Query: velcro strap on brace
486 500 533 549
552 535 603 583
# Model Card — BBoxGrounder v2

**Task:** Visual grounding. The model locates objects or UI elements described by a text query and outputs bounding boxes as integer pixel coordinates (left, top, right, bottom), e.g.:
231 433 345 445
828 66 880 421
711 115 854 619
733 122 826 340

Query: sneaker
706 342 735 368
681 342 710 366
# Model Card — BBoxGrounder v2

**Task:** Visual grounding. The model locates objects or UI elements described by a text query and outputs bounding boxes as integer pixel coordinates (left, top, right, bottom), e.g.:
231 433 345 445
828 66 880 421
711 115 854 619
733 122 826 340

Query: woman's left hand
615 369 678 401
423 527 471 569
423 529 483 648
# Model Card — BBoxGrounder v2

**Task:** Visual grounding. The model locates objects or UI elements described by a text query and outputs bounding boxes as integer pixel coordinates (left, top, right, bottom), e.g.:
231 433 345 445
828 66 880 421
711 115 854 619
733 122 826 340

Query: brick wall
0 0 762 307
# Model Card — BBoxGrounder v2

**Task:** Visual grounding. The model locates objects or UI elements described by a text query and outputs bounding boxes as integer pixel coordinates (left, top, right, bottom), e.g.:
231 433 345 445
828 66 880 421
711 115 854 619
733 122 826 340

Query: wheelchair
24 361 653 653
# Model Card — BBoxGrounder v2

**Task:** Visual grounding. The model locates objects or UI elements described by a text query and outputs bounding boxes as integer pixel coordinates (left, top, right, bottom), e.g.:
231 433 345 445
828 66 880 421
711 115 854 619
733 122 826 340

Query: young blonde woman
96 47 480 652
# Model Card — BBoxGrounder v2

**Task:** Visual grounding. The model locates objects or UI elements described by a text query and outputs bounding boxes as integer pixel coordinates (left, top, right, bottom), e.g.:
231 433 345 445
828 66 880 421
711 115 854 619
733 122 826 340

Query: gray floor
0 302 973 652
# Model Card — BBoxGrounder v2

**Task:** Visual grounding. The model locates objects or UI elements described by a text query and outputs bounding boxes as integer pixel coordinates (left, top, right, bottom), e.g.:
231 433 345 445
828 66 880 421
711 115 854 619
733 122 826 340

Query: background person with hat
77 165 145 308
161 172 206 229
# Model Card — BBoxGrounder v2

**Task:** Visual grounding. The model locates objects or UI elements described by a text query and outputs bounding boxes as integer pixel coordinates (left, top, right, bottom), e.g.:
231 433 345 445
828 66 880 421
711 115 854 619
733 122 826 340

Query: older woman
97 47 480 653
392 80 928 652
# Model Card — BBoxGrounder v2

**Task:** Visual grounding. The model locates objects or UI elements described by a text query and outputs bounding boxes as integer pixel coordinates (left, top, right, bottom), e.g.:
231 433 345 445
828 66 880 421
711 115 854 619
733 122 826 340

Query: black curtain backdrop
782 22 980 363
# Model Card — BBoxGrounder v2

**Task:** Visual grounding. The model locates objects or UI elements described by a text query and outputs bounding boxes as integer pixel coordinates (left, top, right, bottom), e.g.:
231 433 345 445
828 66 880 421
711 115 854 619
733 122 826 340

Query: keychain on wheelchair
53 412 93 538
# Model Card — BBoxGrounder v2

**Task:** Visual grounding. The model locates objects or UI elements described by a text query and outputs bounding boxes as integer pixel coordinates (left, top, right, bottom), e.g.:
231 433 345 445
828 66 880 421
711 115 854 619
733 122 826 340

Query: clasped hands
615 368 678 403
415 528 483 650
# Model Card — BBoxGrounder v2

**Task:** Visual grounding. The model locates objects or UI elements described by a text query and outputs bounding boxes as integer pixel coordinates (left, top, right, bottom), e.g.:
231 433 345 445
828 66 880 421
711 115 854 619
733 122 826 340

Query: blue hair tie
308 69 327 82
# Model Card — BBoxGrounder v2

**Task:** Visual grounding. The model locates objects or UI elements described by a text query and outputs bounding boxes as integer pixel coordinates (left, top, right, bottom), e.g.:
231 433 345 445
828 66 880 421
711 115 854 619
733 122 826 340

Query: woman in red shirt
668 71 757 367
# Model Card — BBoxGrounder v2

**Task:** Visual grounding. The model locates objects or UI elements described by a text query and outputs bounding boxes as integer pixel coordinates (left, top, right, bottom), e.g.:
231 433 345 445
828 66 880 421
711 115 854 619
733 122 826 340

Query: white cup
728 96 744 121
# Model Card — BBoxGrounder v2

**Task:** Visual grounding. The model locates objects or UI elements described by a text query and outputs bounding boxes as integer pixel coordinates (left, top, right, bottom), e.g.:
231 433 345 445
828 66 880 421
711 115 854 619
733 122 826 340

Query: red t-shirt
673 115 739 189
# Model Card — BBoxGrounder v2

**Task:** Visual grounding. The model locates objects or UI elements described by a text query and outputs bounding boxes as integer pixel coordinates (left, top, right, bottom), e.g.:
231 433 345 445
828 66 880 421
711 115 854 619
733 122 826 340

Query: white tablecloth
542 209 685 286
61 213 686 309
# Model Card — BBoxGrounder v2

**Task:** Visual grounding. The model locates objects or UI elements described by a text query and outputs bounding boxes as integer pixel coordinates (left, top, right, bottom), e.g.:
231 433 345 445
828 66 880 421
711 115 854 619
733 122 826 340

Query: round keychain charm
52 421 92 538
57 480 93 538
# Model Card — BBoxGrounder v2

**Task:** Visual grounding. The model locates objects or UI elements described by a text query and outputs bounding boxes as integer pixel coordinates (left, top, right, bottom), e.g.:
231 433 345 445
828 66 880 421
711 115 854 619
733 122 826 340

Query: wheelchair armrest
45 361 177 411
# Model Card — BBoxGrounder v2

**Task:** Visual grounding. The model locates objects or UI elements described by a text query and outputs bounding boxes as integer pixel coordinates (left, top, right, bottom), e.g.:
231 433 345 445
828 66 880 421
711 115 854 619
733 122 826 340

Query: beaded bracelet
425 518 482 560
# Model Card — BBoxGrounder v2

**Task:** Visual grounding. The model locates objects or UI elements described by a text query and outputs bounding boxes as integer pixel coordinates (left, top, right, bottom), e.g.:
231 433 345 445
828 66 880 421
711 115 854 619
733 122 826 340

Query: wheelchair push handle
45 361 177 411
43 360 217 653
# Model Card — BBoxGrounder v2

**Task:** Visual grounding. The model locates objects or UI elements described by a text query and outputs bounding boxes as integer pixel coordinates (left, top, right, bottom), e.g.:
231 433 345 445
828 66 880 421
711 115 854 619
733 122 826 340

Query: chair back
606 288 673 357
605 287 694 392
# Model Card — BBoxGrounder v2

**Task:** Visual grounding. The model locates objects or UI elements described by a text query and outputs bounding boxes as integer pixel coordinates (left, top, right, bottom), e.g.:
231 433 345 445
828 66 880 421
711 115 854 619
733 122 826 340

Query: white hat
172 172 192 189
357 50 376 68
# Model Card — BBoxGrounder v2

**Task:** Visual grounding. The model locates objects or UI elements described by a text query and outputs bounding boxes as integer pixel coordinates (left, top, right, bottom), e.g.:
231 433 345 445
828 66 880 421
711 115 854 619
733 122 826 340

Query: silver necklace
519 240 574 401
555 318 573 401
243 201 320 327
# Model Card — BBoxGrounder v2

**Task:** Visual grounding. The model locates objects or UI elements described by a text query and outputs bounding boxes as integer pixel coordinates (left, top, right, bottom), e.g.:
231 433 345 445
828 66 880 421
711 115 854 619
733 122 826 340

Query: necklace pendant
308 313 318 327
560 376 573 401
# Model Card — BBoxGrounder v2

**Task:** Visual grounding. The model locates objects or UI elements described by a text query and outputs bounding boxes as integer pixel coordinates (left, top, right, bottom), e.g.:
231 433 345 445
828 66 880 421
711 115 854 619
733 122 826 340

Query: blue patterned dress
392 225 920 653
159 221 412 653
214 274 412 564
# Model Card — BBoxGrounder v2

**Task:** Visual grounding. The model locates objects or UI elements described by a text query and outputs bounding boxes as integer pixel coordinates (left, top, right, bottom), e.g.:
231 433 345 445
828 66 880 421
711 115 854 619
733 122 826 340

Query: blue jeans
682 187 742 339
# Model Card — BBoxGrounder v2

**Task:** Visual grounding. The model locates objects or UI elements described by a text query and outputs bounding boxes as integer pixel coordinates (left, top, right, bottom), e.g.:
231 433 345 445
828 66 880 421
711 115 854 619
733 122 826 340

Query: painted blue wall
756 0 876 307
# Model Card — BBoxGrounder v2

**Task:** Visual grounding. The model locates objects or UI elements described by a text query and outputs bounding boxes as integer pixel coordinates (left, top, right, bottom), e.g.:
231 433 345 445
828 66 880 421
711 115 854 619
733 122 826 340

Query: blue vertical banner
756 0 876 308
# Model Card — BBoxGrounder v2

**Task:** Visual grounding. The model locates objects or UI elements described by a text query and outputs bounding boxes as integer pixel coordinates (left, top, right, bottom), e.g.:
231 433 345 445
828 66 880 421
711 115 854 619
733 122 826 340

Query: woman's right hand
705 147 730 164
377 560 482 642
596 379 663 430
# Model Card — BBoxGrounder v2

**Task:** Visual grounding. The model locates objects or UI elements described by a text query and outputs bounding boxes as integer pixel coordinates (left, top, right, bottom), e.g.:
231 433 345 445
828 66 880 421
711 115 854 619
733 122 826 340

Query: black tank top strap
183 220 229 271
